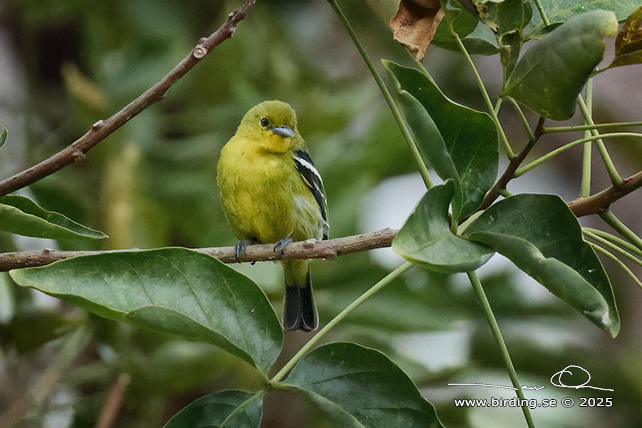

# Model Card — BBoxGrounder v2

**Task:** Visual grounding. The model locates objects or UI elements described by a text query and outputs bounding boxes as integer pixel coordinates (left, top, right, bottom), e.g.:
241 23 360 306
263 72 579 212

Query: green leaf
503 10 618 120
0 195 107 240
432 6 500 55
384 61 498 219
463 194 620 337
163 390 263 428
529 0 640 37
486 0 533 76
0 127 7 149
602 6 642 71
393 181 494 273
285 342 443 428
10 248 283 373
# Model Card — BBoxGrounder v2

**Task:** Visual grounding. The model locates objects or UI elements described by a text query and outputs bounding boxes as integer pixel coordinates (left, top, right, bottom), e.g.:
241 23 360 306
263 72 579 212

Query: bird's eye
260 117 269 127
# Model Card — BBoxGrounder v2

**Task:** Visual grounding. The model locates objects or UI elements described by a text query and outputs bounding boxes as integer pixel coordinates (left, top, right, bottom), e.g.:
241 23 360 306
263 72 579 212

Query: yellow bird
217 100 328 331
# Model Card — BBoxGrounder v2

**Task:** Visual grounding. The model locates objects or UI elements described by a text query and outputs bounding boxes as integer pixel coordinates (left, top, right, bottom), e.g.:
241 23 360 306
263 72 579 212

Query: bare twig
568 170 642 217
0 0 257 197
94 373 131 428
473 117 546 217
0 228 398 272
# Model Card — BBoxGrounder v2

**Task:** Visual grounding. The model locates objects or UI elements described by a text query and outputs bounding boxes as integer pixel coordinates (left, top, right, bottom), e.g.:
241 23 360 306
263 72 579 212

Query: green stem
328 0 433 188
506 97 535 142
577 96 623 187
467 271 535 428
584 227 642 258
589 242 642 289
515 132 642 176
584 229 642 268
270 262 414 384
220 390 266 426
532 0 551 26
453 33 514 160
580 82 593 198
599 209 642 252
543 121 642 134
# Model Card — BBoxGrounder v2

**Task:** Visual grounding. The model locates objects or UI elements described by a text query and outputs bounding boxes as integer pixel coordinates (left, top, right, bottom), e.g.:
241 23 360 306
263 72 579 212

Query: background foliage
1 1 642 427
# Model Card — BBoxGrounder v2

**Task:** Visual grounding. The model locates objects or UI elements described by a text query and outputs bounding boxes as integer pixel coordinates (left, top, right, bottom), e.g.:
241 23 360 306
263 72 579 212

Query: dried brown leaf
390 0 444 61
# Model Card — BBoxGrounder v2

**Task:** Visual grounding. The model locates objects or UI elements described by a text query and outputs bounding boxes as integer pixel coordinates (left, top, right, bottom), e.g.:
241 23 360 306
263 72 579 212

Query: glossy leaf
384 61 498 219
163 390 263 428
529 0 640 37
463 194 620 337
602 6 642 71
432 5 500 55
486 0 533 76
0 195 107 240
392 181 494 273
10 248 283 373
285 342 443 428
0 127 7 149
503 10 618 120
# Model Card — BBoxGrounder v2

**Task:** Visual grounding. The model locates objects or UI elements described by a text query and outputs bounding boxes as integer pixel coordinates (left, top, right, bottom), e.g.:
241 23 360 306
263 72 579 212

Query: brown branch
0 0 257 197
0 228 398 272
474 117 546 216
94 373 131 428
568 170 642 217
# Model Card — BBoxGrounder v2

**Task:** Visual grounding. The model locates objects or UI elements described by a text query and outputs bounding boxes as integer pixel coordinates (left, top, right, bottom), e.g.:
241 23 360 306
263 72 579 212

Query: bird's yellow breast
217 135 322 244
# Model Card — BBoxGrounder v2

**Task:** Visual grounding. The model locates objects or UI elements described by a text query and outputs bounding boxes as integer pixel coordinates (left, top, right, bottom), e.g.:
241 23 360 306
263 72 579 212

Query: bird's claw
274 237 293 258
234 240 253 263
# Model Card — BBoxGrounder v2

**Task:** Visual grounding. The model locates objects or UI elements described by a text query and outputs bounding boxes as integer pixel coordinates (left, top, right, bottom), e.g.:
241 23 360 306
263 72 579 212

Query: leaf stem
328 0 433 188
467 271 535 428
219 390 266 427
453 33 514 159
515 132 642 176
543 121 642 134
270 262 413 384
506 97 535 142
580 82 593 198
532 0 551 26
584 227 642 258
583 229 642 268
599 209 642 252
589 243 642 289
577 96 623 187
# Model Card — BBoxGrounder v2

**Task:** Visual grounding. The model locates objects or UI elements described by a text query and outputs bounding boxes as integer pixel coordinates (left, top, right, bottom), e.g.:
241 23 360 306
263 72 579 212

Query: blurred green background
1 1 641 427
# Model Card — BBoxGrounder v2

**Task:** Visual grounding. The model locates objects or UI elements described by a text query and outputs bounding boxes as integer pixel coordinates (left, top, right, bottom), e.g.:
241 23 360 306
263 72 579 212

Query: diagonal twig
0 0 257 197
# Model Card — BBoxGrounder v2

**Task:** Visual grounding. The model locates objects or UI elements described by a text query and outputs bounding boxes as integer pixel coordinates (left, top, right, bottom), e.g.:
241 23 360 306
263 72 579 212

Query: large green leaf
529 0 640 37
285 342 443 428
463 194 619 336
10 248 283 373
163 390 263 428
0 195 107 240
393 180 494 273
503 10 618 120
384 60 498 219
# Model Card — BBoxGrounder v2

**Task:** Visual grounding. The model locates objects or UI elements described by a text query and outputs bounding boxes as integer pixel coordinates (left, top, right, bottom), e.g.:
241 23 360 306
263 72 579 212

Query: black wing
293 149 328 239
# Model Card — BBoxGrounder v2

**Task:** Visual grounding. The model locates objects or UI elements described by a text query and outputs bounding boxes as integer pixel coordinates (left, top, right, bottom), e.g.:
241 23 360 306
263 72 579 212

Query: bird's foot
274 237 293 258
234 240 253 263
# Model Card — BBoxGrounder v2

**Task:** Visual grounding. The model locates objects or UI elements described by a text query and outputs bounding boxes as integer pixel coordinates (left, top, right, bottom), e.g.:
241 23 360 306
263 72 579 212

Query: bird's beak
269 125 295 138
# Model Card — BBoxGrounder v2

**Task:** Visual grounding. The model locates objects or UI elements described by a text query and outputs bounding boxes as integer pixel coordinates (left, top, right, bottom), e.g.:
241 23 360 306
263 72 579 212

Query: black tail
283 260 318 331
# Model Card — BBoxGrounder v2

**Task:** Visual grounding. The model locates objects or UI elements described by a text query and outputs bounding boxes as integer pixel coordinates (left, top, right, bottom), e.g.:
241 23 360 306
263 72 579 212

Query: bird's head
239 100 299 153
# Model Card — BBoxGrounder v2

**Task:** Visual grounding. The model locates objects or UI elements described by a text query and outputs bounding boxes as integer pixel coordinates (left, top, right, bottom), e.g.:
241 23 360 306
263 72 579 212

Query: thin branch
568 170 642 217
474 116 545 215
94 373 131 428
0 228 398 272
0 0 257 197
